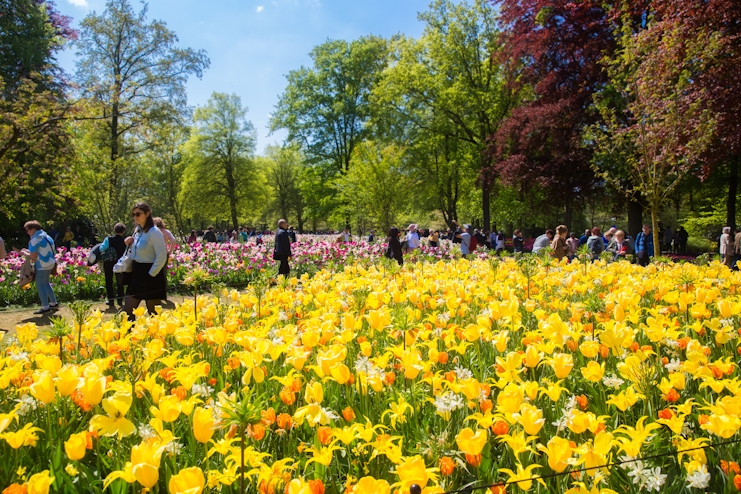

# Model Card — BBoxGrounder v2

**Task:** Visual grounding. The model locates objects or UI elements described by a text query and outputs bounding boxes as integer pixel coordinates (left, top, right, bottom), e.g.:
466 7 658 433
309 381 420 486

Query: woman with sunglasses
123 202 168 319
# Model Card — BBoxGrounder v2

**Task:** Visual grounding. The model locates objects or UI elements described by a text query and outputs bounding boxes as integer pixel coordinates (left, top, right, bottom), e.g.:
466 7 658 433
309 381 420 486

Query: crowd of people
6 205 740 317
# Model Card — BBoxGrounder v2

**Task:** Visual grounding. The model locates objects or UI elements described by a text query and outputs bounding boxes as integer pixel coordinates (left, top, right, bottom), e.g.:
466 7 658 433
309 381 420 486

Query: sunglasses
132 211 144 217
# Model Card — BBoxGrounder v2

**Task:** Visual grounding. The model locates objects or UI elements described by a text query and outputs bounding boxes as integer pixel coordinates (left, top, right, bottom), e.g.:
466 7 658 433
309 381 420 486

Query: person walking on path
635 224 654 266
274 219 292 276
720 226 735 269
101 223 127 307
21 221 58 314
124 202 168 320
385 227 404 266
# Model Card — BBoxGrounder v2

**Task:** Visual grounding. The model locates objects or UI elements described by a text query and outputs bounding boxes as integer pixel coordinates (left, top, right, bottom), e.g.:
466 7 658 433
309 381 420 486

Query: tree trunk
651 205 660 261
727 155 738 232
482 185 490 232
563 201 573 231
628 197 643 240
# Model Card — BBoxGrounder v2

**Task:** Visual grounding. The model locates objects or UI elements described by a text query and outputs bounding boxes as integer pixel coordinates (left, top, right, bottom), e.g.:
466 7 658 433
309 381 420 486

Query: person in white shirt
496 231 506 253
124 203 168 319
407 224 420 251
721 226 734 268
459 224 472 256
532 230 554 253
21 221 58 314
342 228 351 242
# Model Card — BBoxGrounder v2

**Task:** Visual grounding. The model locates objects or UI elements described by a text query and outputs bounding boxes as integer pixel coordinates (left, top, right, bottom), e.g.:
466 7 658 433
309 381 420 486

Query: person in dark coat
203 226 217 243
103 223 127 307
385 227 403 266
273 219 292 276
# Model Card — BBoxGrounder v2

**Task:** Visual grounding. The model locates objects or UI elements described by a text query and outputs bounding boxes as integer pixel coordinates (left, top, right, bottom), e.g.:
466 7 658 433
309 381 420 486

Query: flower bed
0 257 739 493
0 237 457 307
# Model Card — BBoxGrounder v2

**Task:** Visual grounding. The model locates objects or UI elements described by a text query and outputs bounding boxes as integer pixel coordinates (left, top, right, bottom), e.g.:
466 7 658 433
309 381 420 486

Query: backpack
469 235 478 252
590 237 604 255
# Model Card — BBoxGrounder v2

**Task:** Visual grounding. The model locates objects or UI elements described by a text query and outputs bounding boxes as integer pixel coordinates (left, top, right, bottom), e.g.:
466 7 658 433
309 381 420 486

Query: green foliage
180 92 268 229
270 36 389 174
334 141 411 233
74 0 209 227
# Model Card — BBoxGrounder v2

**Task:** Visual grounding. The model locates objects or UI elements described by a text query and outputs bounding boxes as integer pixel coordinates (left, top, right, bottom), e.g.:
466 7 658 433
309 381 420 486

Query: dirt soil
0 295 190 337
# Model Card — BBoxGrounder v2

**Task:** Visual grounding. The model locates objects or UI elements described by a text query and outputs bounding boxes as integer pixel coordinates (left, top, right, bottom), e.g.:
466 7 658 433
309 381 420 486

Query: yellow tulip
523 345 542 368
455 427 488 455
286 478 313 494
192 407 215 444
537 437 573 473
550 353 573 379
580 361 605 383
579 340 600 358
150 395 182 423
606 385 644 412
305 381 323 404
0 411 17 434
513 403 545 436
79 372 107 406
54 365 80 397
131 441 164 489
394 455 433 492
700 414 741 439
354 476 391 494
498 463 543 491
576 431 614 476
30 371 56 405
1 423 43 449
497 383 524 415
169 467 205 494
64 431 88 461
27 470 55 494
330 362 351 384
90 392 136 438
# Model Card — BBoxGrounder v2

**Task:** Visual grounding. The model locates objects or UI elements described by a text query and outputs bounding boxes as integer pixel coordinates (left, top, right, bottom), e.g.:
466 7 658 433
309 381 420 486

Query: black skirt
126 261 167 301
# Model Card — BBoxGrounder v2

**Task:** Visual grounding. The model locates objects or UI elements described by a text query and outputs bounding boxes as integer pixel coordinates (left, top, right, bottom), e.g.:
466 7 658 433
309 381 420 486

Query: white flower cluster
354 355 386 382
686 464 711 489
191 383 213 398
433 392 464 415
454 366 473 380
602 373 624 389
14 395 37 416
552 395 578 430
620 457 667 492
138 424 156 440
663 358 682 373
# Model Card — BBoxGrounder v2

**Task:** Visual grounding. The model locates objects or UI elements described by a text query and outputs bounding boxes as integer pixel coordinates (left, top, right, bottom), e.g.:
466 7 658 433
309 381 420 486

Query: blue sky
54 0 430 152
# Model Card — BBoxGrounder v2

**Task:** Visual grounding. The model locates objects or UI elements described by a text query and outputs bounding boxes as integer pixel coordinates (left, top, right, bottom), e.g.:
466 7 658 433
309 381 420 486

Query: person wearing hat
407 224 420 252
203 226 217 243
455 222 472 256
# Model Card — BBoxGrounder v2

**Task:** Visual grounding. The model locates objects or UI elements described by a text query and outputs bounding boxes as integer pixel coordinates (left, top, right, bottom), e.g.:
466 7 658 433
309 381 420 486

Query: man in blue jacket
634 224 654 266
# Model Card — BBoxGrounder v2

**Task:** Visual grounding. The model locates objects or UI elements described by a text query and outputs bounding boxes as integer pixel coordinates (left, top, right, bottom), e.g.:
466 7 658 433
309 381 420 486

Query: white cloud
67 0 88 6
256 5 264 13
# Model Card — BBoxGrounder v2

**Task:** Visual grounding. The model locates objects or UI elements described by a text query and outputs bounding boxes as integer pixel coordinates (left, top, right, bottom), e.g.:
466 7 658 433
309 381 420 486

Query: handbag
113 245 133 273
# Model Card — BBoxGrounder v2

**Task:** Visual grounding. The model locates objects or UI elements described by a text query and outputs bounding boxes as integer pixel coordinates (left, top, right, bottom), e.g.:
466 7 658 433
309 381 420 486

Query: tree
263 145 306 231
74 0 209 224
491 0 619 229
653 0 741 230
335 141 411 233
0 0 74 89
373 0 515 231
270 36 389 174
0 0 78 228
591 13 717 254
181 92 267 230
